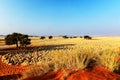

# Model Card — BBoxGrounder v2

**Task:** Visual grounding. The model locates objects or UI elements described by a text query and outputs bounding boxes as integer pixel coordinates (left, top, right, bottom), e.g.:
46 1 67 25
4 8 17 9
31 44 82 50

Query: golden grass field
0 36 120 79
1 36 120 49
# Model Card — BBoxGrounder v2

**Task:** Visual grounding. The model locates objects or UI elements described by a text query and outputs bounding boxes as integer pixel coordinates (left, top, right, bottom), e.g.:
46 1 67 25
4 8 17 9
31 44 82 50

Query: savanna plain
0 36 120 80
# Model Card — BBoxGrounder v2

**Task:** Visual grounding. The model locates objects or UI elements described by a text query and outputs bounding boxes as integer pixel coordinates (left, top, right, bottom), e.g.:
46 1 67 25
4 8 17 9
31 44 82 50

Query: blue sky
0 0 120 36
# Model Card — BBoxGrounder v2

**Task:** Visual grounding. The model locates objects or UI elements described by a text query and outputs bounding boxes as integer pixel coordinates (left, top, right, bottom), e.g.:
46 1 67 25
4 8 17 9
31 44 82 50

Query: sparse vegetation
48 36 53 39
19 34 31 47
5 32 31 48
22 64 52 79
84 35 92 39
80 36 83 38
62 36 69 39
73 36 77 38
40 36 45 39
1 36 120 79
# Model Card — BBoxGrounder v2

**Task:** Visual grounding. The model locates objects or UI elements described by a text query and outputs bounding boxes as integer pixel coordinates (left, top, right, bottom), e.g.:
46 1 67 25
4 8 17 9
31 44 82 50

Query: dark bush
62 36 69 39
80 36 83 38
70 37 73 38
49 36 53 39
19 35 31 47
84 35 92 39
40 36 45 39
73 36 77 38
5 32 31 48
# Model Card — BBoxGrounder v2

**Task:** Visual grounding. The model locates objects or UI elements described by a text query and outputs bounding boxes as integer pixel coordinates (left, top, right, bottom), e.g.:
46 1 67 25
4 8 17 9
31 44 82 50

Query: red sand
23 66 120 80
0 46 120 80
0 56 28 76
0 54 120 80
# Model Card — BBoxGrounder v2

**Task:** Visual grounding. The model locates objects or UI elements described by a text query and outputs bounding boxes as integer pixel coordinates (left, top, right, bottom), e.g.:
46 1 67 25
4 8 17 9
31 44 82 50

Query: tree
5 32 31 48
40 36 45 39
84 35 92 39
62 36 69 39
73 36 77 38
80 36 83 38
5 33 20 48
48 36 53 39
19 35 31 47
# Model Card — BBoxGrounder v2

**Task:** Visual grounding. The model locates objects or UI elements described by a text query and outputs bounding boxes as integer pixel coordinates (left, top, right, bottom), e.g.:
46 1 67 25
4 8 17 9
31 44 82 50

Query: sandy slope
0 55 120 80
0 55 28 76
22 66 120 80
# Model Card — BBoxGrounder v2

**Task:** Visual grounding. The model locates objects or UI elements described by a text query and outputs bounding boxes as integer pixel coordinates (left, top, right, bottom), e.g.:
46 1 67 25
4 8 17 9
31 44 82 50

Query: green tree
19 35 31 47
48 36 53 39
5 32 31 48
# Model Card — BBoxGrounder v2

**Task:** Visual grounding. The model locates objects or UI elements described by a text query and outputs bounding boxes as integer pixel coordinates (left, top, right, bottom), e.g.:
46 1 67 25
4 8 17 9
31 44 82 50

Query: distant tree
19 35 31 47
5 32 31 48
73 36 77 38
80 36 83 38
5 33 20 48
62 36 69 39
70 37 73 38
84 35 92 39
40 36 45 39
49 36 53 39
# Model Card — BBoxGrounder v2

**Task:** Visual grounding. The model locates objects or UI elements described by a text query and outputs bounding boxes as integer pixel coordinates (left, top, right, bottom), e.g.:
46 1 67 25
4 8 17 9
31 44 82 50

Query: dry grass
22 64 50 79
1 36 120 79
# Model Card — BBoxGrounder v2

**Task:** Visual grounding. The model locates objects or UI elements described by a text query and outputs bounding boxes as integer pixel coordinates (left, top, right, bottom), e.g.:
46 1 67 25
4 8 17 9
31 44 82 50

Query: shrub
5 32 31 48
48 36 53 39
62 36 69 39
73 36 77 38
40 36 45 39
84 35 92 39
80 36 83 38
70 37 73 38
19 35 31 47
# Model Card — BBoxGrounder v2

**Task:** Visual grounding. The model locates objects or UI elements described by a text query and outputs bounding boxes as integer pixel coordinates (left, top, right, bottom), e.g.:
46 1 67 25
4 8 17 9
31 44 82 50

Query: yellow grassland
1 36 120 73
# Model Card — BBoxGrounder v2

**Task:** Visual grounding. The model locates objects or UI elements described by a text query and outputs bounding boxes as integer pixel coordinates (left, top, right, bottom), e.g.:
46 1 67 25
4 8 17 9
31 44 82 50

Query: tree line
5 32 92 48
40 35 92 39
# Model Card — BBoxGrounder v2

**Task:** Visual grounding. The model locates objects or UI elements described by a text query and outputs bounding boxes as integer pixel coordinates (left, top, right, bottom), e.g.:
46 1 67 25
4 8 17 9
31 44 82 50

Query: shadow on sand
0 44 76 55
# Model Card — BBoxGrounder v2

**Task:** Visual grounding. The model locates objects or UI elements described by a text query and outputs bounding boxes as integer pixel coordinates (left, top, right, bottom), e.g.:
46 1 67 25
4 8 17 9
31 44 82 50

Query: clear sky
0 0 120 36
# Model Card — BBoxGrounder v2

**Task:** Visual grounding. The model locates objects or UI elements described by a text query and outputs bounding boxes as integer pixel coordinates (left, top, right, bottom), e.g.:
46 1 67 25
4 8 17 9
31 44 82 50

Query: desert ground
0 36 120 80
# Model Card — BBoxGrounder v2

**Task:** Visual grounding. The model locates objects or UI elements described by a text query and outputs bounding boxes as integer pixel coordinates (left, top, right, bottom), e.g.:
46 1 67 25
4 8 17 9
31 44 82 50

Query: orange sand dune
0 54 120 80
23 66 120 80
0 56 28 76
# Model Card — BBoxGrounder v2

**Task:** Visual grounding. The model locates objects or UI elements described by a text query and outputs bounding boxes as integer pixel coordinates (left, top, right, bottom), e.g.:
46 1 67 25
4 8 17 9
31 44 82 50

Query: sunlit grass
1 36 120 78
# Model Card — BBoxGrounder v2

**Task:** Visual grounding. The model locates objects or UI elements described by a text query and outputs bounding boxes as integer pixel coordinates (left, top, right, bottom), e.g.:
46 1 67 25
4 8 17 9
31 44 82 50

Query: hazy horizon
0 0 120 36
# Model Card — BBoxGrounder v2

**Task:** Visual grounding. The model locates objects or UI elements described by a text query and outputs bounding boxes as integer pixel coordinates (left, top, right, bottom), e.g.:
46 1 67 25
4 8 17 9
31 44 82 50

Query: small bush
84 35 92 39
40 36 45 39
62 36 69 39
73 36 77 38
69 37 73 38
48 36 53 39
80 36 83 38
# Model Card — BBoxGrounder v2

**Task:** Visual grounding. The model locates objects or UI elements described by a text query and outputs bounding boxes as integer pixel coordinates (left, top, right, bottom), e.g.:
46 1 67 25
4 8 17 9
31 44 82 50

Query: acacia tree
84 35 92 39
48 36 53 39
19 35 31 47
40 36 45 39
5 32 31 48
